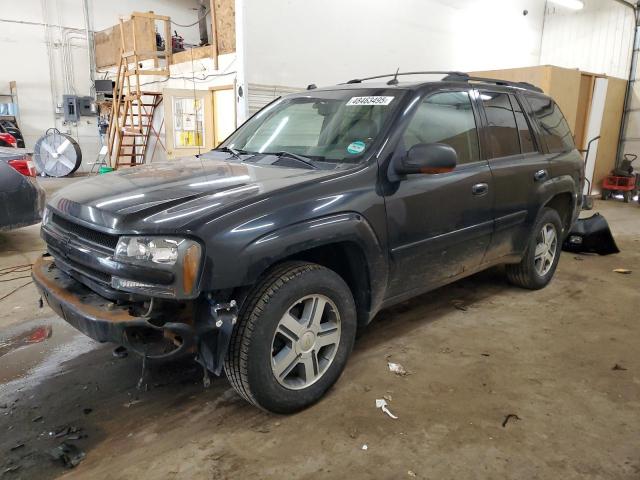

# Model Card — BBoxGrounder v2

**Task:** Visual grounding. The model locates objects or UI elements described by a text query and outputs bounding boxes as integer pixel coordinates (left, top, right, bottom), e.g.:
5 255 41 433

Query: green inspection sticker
347 141 366 155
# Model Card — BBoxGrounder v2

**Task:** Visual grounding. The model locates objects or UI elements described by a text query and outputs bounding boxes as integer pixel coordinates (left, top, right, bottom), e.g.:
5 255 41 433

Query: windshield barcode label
346 96 394 106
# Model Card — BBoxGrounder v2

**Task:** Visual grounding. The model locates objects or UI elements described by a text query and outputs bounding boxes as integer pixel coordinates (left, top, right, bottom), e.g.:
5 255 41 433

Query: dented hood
48 154 336 232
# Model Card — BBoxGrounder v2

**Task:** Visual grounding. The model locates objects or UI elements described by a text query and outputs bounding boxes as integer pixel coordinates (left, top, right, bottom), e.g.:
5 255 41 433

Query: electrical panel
78 96 95 116
63 95 80 122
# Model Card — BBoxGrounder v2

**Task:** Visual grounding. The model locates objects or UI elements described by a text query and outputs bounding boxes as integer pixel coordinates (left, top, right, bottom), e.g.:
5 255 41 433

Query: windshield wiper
215 146 242 159
271 151 319 170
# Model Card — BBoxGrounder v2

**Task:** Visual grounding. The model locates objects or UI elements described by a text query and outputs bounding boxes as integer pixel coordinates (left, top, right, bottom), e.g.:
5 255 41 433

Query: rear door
477 90 550 261
384 89 494 298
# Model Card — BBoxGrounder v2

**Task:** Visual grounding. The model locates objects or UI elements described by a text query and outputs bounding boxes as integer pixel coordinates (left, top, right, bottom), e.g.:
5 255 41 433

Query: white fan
33 129 82 177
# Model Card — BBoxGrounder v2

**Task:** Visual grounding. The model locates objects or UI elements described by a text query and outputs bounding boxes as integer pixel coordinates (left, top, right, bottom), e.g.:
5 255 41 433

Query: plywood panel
214 0 235 54
172 45 215 65
592 77 627 192
95 16 156 69
546 66 582 133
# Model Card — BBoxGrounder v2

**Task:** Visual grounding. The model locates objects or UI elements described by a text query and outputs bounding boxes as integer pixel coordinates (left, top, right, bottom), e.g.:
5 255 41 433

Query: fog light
111 276 176 297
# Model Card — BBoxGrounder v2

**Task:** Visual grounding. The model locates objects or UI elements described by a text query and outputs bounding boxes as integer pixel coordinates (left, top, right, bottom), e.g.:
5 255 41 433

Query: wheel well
286 242 371 326
544 192 574 232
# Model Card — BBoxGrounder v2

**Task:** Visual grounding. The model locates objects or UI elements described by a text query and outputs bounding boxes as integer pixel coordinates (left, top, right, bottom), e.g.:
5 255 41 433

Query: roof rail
442 72 544 93
342 71 543 93
343 71 467 85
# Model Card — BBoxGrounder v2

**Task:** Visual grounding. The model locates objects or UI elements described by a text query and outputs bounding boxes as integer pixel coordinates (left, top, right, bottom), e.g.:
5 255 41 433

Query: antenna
387 67 400 86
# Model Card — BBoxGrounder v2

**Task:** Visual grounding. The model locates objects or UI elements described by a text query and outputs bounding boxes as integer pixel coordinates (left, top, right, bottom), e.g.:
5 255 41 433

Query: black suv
33 72 583 413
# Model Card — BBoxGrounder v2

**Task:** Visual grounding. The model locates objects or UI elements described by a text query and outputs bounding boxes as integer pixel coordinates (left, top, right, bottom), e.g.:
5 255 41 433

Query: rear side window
511 96 537 153
402 91 480 164
526 96 575 153
479 91 520 158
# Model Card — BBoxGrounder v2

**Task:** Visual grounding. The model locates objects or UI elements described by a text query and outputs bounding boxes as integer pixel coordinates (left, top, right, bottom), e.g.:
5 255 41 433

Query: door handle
472 183 489 196
534 169 548 182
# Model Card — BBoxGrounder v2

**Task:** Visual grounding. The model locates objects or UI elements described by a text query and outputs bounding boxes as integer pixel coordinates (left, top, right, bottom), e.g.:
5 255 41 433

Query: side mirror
397 143 457 175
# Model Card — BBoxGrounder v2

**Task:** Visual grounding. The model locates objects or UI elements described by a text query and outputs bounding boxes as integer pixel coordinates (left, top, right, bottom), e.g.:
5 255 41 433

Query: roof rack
442 72 544 93
342 71 543 93
343 71 466 85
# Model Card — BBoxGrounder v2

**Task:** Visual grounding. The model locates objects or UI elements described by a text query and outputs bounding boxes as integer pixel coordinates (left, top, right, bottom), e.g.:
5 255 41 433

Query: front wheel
506 208 563 290
224 261 357 413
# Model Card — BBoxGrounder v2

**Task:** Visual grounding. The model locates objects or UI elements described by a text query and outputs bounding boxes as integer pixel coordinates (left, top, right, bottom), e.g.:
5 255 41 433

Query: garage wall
241 0 548 115
0 0 202 171
540 0 635 79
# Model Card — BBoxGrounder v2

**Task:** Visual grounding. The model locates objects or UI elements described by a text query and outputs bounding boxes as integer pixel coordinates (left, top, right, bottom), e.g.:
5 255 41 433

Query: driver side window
402 91 480 165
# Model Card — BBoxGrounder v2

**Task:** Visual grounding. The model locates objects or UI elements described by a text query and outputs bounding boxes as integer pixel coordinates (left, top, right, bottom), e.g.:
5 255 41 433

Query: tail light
0 132 17 148
9 158 37 177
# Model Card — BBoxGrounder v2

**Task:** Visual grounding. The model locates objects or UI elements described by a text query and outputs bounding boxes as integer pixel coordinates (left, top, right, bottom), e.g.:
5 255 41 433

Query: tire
601 190 610 200
224 261 357 413
623 191 631 203
506 208 563 290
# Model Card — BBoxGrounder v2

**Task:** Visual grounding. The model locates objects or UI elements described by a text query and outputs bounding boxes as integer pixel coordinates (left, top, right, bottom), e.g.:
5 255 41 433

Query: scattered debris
83 408 93 415
49 442 86 469
38 296 44 308
452 300 468 311
573 256 584 261
348 426 358 439
32 415 43 423
112 345 128 359
50 426 81 439
9 443 24 451
123 399 142 408
361 444 368 451
612 363 628 371
383 394 393 402
375 399 398 419
363 385 372 392
2 464 20 474
501 413 521 428
408 471 417 478
388 362 408 376
481 353 490 357
613 269 632 274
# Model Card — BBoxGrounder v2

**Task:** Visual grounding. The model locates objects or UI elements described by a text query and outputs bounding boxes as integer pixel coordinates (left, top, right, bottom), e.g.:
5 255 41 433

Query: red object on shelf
0 132 17 147
8 157 37 177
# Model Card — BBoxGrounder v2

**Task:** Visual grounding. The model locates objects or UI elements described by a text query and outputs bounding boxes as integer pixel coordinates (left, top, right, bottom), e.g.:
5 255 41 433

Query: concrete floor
1 176 639 479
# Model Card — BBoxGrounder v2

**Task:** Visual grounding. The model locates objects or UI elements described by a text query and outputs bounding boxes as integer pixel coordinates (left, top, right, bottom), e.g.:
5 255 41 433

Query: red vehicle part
0 132 17 148
8 157 37 177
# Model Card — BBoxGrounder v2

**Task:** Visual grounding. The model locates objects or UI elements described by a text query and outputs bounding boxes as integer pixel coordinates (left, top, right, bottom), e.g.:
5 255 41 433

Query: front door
384 89 494 299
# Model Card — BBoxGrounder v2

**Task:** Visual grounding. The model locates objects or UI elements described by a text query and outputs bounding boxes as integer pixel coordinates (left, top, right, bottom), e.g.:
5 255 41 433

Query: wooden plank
574 74 595 150
592 77 628 193
95 15 156 69
171 46 215 65
210 0 219 68
213 0 235 54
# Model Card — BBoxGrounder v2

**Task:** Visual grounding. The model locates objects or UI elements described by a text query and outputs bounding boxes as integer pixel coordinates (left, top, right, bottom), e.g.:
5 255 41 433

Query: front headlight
113 236 202 298
115 237 180 265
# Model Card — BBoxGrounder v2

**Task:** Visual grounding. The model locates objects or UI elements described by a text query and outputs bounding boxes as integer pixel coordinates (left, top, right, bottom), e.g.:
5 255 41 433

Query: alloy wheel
534 223 558 276
271 294 341 390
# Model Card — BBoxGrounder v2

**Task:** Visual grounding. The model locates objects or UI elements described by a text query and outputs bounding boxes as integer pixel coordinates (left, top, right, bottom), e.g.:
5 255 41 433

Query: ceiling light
548 0 584 10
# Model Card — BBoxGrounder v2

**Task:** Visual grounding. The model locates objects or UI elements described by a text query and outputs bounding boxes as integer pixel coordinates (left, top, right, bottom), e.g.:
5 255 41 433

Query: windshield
221 89 406 164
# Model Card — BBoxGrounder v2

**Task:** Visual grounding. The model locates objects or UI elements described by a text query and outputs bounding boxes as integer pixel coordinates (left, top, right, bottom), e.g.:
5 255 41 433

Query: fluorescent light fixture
548 0 584 10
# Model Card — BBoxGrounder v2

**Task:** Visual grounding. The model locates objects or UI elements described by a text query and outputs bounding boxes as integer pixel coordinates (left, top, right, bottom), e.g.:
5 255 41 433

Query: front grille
51 213 119 250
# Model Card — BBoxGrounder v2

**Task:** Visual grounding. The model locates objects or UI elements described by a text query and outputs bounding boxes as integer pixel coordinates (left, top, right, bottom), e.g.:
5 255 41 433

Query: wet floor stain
0 318 97 393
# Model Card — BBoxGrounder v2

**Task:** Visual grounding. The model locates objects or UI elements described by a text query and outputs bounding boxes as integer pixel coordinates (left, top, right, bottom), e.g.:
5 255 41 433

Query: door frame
163 88 214 159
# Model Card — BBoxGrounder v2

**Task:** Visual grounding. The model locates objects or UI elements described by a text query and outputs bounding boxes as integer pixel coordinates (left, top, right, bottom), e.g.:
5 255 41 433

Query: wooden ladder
106 14 171 169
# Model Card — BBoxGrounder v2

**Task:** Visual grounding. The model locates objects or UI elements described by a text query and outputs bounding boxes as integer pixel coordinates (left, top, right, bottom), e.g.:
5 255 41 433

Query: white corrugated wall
540 0 635 78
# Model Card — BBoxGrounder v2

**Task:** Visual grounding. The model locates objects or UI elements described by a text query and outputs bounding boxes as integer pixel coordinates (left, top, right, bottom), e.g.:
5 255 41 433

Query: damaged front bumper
32 255 237 374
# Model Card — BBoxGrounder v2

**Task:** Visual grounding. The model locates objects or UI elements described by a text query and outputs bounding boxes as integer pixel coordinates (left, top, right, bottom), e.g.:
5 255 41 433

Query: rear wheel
224 261 357 413
601 190 610 200
623 191 632 203
506 208 562 290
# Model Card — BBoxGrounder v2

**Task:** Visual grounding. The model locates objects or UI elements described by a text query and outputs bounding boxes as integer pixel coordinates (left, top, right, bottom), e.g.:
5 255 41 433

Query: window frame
474 88 523 161
523 93 575 155
397 87 485 169
509 93 540 155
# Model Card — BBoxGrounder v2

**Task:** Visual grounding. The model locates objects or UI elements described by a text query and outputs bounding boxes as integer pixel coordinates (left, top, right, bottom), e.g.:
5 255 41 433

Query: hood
48 154 337 233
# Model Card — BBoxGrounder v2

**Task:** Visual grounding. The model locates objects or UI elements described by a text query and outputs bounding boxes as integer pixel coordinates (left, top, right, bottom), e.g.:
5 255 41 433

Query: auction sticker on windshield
347 141 366 154
346 96 394 106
